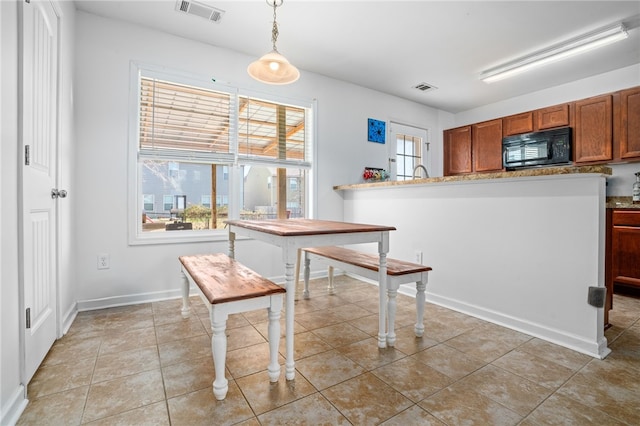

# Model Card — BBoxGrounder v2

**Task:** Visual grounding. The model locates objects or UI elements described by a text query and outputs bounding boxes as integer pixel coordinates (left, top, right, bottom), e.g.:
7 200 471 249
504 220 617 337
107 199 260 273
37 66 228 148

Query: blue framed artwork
367 118 386 144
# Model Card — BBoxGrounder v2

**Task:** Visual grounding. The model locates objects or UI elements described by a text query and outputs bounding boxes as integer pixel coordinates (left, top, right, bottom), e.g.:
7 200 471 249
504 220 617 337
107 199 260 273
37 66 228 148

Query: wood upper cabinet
443 126 472 175
619 87 640 160
503 112 533 136
472 119 503 172
574 94 613 163
536 104 571 130
503 104 571 137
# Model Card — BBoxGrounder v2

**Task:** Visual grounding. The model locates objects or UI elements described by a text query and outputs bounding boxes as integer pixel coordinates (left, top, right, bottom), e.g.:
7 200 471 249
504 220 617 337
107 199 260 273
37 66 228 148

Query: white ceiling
74 0 640 113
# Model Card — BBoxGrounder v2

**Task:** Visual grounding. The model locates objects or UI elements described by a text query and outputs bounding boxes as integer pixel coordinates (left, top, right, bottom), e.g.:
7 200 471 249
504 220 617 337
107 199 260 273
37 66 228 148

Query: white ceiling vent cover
175 0 225 23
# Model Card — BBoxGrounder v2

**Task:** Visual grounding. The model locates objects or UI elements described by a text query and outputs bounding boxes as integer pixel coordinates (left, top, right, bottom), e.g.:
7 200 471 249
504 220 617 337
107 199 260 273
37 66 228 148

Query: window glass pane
238 97 306 163
404 157 414 176
163 195 173 211
405 140 414 156
140 160 229 232
396 137 404 155
240 166 305 219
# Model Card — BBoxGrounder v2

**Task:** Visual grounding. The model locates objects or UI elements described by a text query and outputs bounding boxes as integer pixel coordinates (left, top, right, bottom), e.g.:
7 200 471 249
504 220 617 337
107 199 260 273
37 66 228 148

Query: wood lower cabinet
472 119 503 173
444 126 472 175
610 210 640 288
606 208 640 326
574 94 613 163
620 87 640 160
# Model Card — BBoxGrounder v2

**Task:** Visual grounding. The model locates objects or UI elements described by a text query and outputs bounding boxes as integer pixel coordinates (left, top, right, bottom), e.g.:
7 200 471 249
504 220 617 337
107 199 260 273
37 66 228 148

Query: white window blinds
139 76 236 163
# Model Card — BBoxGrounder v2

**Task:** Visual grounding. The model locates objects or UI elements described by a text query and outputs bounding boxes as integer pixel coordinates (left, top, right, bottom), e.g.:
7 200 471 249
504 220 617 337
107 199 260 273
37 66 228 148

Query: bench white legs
303 252 429 347
180 269 283 401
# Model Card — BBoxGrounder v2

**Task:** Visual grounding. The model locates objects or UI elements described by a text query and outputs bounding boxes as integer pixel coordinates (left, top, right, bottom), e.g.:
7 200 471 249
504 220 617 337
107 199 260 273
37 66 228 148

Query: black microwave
502 127 572 170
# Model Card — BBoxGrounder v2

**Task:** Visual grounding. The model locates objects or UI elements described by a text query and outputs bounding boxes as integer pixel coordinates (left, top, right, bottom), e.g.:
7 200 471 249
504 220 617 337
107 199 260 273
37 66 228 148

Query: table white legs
377 243 388 349
283 258 296 380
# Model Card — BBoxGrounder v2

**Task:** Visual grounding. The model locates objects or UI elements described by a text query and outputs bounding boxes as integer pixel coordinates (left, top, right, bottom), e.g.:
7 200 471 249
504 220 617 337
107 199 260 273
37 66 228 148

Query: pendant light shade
248 50 300 85
248 0 299 85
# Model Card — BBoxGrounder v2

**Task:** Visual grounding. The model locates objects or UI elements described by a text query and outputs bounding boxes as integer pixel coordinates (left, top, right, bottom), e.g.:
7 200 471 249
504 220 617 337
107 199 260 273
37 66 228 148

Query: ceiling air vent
175 0 225 23
413 82 437 92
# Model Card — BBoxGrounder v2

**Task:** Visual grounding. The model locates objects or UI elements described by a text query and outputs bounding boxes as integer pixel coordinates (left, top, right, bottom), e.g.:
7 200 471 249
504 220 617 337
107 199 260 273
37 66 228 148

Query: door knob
51 188 68 199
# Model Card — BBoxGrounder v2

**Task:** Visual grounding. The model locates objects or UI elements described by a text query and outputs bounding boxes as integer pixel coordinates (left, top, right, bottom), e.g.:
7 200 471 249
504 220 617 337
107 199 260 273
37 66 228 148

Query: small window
163 195 173 211
143 194 154 211
201 195 211 208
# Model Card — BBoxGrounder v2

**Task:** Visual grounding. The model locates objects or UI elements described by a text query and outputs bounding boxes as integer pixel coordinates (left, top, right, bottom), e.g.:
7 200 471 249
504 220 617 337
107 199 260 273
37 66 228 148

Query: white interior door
387 122 430 181
20 0 59 384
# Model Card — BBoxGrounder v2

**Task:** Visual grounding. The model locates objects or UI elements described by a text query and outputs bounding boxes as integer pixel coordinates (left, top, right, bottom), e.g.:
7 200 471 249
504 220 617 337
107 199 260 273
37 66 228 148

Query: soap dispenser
633 171 640 204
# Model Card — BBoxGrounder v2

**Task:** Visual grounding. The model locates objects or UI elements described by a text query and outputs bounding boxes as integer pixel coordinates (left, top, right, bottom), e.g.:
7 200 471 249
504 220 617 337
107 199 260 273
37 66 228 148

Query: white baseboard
75 270 329 312
76 288 185 312
1 384 27 426
60 302 77 336
347 274 609 359
426 291 609 359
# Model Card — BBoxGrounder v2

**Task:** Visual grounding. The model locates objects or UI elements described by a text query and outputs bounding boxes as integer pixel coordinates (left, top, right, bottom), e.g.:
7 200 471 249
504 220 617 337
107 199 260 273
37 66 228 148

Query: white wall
73 11 443 307
453 64 640 196
341 173 609 358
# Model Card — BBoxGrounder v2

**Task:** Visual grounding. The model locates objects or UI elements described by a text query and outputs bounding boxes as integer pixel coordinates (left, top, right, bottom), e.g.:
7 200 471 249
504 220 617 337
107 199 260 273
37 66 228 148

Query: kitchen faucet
413 164 429 179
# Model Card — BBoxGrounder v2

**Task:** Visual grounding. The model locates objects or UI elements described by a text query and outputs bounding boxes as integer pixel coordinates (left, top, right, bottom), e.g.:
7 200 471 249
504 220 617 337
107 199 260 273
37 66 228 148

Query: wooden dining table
225 218 396 381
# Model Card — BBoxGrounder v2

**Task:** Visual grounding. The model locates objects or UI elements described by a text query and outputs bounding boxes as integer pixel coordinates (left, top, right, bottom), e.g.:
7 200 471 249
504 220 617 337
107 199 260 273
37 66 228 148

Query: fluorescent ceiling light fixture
248 0 300 85
480 23 628 83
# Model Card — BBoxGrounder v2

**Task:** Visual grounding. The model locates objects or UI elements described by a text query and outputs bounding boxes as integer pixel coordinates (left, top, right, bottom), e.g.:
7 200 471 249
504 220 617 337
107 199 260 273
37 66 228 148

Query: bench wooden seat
179 253 285 400
302 246 432 346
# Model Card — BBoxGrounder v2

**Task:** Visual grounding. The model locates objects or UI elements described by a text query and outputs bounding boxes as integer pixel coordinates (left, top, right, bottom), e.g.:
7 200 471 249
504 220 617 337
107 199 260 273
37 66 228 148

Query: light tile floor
18 276 640 425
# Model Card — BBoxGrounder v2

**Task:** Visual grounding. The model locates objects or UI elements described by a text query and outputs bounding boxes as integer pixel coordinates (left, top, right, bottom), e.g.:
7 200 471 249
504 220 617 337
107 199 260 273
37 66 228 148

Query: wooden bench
179 253 285 400
302 246 432 347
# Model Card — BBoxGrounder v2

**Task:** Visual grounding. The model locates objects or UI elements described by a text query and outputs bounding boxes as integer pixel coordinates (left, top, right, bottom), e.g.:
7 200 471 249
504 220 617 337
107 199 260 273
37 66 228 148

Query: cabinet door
612 225 640 288
472 119 503 172
574 95 612 163
536 104 570 130
443 126 472 176
503 112 533 136
620 87 640 160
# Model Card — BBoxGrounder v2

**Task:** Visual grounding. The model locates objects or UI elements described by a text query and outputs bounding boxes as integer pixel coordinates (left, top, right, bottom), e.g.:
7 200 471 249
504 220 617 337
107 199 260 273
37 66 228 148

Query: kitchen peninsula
335 165 612 358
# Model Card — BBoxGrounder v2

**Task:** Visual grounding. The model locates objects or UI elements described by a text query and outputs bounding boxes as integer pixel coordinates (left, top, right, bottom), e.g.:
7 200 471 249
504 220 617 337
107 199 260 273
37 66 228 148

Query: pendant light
248 0 300 85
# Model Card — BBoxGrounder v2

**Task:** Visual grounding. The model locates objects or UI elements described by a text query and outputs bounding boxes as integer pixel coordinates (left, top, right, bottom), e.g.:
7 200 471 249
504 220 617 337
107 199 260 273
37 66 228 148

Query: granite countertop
607 196 640 209
334 165 613 191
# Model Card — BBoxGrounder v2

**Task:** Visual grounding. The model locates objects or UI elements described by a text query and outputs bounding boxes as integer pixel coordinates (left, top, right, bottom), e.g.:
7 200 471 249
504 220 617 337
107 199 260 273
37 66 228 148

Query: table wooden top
225 219 396 237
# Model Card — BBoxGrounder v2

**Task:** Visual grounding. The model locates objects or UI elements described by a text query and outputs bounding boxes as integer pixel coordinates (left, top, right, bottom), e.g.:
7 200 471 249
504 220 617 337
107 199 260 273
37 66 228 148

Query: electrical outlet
415 250 423 265
97 253 110 270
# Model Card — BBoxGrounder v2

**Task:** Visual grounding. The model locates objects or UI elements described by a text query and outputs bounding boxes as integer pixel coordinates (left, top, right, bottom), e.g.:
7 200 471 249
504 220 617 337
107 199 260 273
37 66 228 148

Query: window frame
127 62 316 245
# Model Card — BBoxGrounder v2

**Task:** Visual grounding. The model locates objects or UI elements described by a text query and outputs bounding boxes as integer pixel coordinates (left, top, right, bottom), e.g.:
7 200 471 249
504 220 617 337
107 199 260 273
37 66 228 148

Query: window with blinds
130 65 314 243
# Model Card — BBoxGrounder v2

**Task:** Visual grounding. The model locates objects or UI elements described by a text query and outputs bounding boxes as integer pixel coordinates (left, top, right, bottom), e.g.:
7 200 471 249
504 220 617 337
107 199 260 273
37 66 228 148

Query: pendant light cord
269 0 283 52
